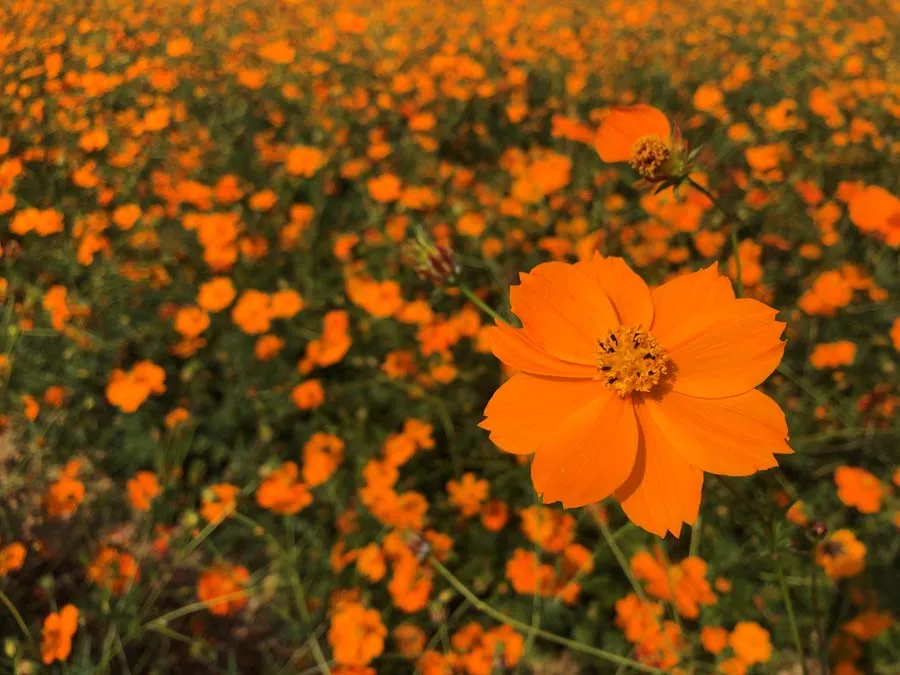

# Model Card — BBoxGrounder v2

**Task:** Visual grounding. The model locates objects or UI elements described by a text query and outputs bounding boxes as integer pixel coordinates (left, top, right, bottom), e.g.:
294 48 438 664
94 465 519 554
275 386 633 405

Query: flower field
1 0 898 673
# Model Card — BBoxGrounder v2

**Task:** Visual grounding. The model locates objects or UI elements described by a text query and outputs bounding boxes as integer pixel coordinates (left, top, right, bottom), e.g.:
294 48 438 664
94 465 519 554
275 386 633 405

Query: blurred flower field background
0 0 898 673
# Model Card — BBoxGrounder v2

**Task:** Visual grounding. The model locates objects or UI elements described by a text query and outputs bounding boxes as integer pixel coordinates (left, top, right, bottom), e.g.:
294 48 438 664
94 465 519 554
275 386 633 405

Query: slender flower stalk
428 555 663 674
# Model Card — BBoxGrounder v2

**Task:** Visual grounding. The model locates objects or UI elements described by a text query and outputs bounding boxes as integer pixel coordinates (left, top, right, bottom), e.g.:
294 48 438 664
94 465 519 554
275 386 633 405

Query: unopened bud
809 521 827 539
402 227 459 285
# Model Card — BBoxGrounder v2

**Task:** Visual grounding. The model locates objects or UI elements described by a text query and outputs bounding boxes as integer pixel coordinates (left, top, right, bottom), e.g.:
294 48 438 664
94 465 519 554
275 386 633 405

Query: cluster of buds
402 226 459 286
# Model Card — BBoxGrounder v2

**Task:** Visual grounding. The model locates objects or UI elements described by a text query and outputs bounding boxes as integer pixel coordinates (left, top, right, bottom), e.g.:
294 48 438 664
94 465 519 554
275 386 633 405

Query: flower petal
575 254 654 327
652 265 786 398
487 324 596 379
650 263 734 348
531 392 637 508
480 374 605 455
510 261 619 365
644 388 792 476
594 105 672 163
668 301 785 398
615 401 703 537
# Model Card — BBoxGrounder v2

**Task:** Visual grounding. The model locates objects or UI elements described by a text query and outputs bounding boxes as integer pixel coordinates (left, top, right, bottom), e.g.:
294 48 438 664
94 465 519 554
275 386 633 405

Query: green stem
428 556 662 674
810 549 827 672
596 519 647 603
0 589 34 648
687 178 744 297
771 522 807 674
458 285 506 326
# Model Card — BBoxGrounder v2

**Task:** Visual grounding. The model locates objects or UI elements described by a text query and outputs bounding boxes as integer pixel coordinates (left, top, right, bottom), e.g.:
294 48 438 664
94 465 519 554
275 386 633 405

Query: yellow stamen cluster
596 326 668 396
629 135 671 180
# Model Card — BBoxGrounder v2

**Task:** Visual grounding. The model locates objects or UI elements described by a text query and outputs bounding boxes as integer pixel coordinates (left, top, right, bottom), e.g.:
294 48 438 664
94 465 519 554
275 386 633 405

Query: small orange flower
292 380 325 410
127 471 161 511
0 542 26 575
256 462 312 515
356 543 387 582
481 257 790 537
446 473 489 518
42 605 79 664
87 547 140 595
197 564 250 616
303 432 344 486
285 145 325 177
810 341 856 369
197 276 236 312
200 483 240 522
834 466 884 513
270 289 305 318
367 174 402 203
700 626 729 654
480 500 509 531
328 602 387 666
817 529 866 579
174 306 210 338
46 467 85 518
231 290 272 334
729 622 772 665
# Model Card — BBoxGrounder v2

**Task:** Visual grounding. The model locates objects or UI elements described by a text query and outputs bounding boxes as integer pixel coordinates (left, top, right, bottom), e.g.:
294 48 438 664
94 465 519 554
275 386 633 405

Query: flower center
629 135 671 180
596 326 668 396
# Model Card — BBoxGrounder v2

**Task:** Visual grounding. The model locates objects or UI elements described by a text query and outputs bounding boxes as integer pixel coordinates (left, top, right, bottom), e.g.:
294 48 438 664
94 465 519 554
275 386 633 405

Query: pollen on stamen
629 135 671 180
595 326 668 397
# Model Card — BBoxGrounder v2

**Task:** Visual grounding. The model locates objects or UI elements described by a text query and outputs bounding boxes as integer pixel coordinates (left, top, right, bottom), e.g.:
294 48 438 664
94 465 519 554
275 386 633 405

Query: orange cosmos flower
41 604 78 664
197 563 250 616
0 542 26 575
729 622 772 665
595 105 690 184
481 255 791 537
256 461 312 515
127 471 161 511
817 529 866 579
834 466 884 514
328 601 387 666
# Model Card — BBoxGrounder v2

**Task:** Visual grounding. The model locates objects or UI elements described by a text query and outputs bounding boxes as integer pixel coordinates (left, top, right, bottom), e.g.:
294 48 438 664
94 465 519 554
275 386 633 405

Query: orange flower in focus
595 106 687 183
127 471 161 511
481 256 791 537
834 466 884 513
197 564 250 616
817 529 866 579
0 542 26 575
256 462 313 514
328 602 387 666
200 483 240 522
41 604 78 664
729 622 772 665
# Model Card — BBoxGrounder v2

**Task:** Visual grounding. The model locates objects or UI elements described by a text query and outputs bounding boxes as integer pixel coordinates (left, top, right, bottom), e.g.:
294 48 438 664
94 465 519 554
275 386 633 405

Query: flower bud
402 227 459 285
